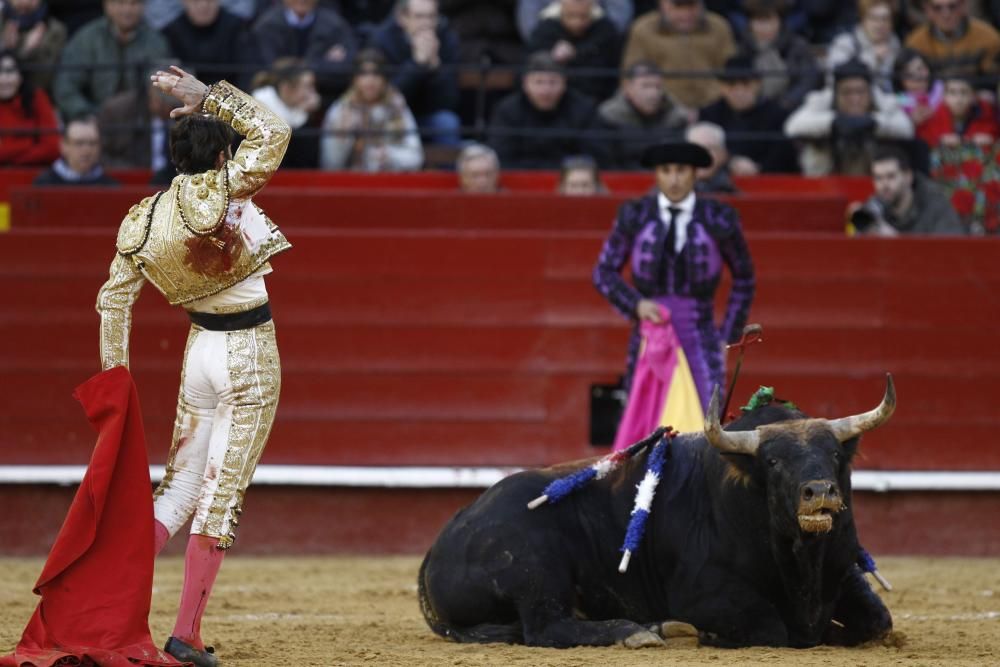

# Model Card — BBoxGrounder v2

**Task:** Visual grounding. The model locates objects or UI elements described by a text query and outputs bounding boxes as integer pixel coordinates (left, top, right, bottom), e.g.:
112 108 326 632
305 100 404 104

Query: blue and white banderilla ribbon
618 435 671 573
526 427 667 510
857 547 892 591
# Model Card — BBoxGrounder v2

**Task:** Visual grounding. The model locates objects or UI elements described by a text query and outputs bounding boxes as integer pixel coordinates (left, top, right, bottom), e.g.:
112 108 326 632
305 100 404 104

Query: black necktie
662 206 685 290
664 206 681 256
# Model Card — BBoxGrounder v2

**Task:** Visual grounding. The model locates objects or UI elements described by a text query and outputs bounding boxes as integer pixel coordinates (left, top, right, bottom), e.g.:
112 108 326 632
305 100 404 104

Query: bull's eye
767 458 778 468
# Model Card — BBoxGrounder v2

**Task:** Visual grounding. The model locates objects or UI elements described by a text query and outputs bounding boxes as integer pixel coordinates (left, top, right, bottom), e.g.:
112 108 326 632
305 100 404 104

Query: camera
849 199 885 233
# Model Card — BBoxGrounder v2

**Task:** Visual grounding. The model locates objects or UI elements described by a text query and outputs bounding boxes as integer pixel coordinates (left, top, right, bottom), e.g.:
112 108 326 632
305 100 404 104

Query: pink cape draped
613 310 704 451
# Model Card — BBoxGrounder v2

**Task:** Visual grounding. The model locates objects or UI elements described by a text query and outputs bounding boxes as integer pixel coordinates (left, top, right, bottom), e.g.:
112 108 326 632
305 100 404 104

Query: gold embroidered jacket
96 81 292 370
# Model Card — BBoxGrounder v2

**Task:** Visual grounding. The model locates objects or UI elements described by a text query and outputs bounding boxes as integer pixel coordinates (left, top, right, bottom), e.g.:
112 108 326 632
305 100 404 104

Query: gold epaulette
116 192 163 255
176 168 231 236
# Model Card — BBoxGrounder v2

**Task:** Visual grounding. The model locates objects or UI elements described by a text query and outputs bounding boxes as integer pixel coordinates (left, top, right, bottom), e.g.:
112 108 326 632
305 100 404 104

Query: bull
418 377 896 648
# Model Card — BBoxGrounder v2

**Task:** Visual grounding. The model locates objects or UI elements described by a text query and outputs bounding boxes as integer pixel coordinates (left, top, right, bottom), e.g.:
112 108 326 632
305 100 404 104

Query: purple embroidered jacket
593 195 755 410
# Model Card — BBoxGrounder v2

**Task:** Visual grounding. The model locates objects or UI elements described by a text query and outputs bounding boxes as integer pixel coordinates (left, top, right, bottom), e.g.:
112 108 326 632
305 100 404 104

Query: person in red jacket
0 49 59 166
917 72 999 149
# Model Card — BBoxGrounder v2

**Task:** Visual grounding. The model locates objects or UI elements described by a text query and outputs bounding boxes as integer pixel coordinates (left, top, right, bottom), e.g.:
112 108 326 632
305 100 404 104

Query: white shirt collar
657 190 696 216
656 191 697 254
284 8 316 28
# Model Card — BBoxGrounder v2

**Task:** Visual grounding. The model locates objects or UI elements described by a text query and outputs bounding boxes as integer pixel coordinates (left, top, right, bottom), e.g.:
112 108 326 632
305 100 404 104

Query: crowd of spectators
5 0 1000 232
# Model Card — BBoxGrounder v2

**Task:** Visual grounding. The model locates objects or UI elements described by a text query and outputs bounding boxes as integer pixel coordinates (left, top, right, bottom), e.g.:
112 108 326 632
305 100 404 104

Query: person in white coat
784 59 913 176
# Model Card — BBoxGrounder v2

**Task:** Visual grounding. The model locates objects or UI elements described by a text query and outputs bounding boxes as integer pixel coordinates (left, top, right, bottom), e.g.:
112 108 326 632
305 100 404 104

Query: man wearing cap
785 58 913 175
487 51 609 168
698 54 797 175
593 140 755 413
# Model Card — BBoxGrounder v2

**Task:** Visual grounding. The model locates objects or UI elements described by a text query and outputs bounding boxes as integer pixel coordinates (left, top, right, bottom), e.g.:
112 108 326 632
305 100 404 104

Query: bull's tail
417 553 523 644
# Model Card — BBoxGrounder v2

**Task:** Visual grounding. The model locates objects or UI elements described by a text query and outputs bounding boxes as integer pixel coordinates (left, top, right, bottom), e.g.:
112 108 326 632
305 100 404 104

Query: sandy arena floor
2 556 999 666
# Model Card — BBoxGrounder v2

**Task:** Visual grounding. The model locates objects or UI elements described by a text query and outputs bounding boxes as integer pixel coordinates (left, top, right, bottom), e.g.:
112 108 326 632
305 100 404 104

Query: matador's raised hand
151 65 210 119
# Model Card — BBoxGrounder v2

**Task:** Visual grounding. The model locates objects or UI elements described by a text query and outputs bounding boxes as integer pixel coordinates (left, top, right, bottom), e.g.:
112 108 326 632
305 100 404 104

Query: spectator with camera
784 58 913 175
847 145 964 235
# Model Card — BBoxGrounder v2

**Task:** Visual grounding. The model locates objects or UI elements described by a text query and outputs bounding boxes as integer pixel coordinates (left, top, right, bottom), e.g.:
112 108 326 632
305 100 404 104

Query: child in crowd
917 72 998 149
893 48 942 129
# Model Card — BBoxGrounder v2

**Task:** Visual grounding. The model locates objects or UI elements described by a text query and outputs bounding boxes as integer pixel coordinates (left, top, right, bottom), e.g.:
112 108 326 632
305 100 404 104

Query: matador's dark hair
169 113 235 174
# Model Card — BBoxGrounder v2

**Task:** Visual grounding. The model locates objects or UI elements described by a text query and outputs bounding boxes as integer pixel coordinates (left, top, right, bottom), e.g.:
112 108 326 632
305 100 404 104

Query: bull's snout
800 480 840 505
797 480 842 534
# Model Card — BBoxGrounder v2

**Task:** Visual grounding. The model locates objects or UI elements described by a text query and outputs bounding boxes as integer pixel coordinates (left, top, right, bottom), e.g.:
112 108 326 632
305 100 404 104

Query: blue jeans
418 110 462 146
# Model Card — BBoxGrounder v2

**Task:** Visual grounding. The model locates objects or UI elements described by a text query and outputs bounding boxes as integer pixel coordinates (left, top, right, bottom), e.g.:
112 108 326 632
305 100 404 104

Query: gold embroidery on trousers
198 321 280 549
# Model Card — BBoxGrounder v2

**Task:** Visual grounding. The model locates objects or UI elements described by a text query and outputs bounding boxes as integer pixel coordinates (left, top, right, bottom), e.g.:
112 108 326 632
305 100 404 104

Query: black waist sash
187 302 272 331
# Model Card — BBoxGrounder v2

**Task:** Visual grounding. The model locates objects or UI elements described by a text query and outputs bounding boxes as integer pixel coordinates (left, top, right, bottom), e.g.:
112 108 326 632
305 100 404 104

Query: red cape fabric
1 367 187 667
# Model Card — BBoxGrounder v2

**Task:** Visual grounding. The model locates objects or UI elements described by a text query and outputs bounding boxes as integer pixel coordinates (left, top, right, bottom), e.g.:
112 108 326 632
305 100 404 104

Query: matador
96 66 290 667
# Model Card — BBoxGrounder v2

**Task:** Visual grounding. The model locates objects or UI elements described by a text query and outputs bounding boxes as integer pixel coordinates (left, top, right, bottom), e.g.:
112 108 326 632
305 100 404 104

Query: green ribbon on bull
741 386 798 413
741 386 774 412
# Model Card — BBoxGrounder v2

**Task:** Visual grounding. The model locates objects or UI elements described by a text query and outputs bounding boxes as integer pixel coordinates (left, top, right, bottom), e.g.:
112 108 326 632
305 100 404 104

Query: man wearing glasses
904 0 1000 82
33 116 120 186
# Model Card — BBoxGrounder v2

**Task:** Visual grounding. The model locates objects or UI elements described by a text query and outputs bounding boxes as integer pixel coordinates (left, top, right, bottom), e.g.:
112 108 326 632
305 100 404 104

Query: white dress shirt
657 191 697 255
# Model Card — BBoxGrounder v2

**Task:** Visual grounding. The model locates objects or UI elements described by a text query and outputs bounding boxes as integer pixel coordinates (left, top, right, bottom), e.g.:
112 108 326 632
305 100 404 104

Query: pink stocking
171 534 226 650
153 519 171 555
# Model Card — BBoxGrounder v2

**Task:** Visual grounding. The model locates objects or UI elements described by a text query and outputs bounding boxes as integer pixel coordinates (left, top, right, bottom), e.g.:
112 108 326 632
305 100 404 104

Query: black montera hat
640 141 713 169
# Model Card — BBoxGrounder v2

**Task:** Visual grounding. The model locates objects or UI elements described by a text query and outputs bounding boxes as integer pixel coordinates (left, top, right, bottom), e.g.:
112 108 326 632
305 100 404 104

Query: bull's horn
826 374 896 443
704 385 760 455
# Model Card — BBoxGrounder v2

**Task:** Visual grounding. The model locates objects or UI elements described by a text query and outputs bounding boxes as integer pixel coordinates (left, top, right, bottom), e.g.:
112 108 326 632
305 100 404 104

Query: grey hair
396 0 437 11
457 143 499 170
686 121 727 150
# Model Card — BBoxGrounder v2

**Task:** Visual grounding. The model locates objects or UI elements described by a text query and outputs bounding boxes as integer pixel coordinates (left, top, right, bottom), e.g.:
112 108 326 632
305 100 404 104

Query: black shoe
164 636 219 667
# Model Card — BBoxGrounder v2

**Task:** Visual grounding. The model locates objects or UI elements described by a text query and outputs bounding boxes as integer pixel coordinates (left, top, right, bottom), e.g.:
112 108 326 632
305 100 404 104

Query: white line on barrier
2 465 1000 491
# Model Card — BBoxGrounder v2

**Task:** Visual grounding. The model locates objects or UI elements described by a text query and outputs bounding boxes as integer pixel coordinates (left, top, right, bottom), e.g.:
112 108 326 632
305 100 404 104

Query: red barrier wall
1 180 997 555
2 227 997 470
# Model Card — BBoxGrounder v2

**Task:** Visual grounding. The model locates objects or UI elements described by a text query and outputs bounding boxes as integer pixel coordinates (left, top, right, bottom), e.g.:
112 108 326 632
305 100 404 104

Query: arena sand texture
2 556 998 666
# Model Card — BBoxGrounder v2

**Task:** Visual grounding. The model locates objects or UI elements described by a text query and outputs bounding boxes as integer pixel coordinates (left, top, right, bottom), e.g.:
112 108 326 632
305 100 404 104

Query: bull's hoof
623 629 666 648
659 621 700 647
660 621 698 638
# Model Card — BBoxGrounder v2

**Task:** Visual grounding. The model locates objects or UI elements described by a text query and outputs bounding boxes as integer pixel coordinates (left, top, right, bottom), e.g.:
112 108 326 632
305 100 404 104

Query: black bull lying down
419 377 896 649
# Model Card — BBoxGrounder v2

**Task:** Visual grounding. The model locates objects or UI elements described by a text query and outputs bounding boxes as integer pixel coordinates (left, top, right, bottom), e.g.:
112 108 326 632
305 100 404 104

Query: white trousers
153 321 280 549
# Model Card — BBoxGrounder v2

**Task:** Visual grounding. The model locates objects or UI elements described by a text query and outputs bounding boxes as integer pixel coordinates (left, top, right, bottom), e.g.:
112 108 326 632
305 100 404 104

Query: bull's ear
839 435 861 462
721 452 757 485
